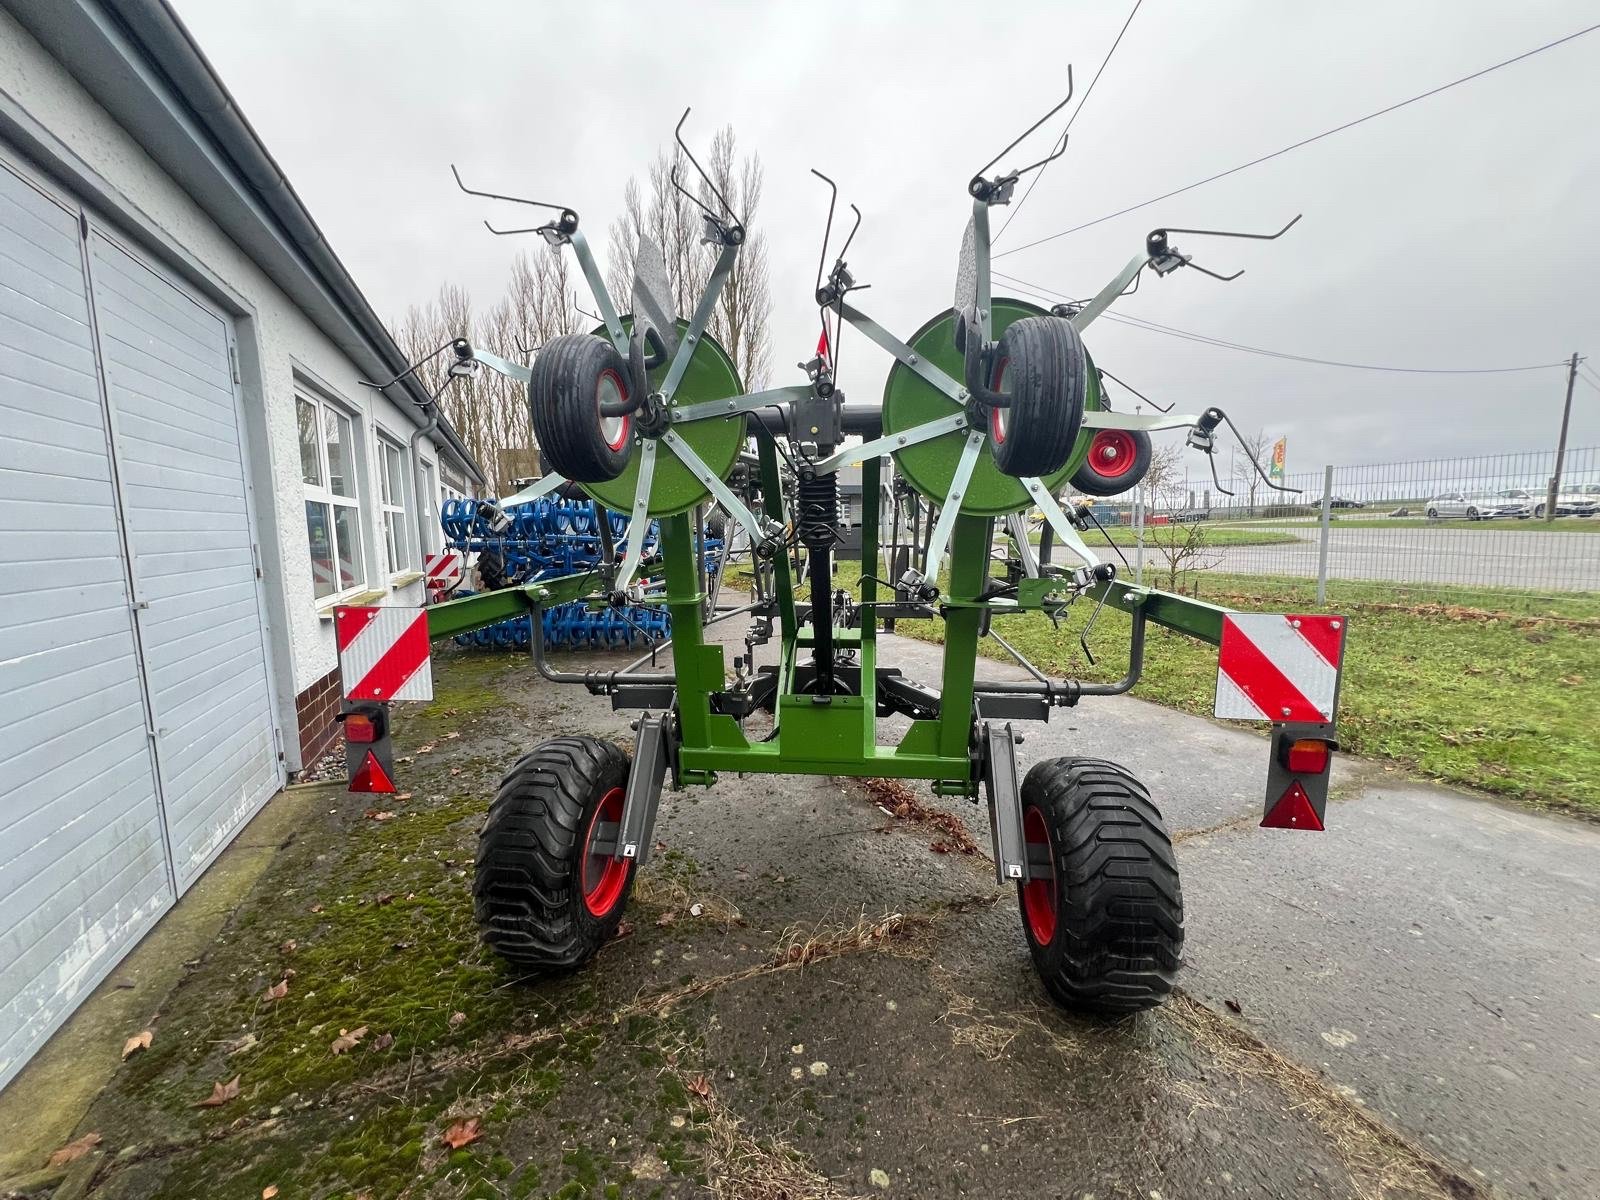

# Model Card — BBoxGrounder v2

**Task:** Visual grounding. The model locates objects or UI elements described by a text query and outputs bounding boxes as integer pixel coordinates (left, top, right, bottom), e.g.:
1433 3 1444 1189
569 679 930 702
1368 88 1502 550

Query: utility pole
1545 352 1580 524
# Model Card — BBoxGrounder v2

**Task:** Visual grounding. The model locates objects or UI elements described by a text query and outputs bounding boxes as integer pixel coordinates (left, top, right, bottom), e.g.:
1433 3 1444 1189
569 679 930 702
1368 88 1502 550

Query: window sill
316 588 386 618
389 571 424 589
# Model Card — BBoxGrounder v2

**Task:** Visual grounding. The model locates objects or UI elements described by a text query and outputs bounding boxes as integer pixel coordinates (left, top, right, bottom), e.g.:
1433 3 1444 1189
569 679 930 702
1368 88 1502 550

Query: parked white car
1424 491 1529 520
1531 484 1600 518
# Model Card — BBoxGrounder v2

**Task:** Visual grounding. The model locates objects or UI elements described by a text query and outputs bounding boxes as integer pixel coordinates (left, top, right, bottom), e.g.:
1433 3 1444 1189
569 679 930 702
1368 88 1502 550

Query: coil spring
796 471 839 552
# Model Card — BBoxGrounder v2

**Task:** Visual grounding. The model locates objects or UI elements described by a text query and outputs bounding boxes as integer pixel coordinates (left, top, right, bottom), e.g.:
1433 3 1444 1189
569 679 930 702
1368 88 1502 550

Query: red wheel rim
1021 806 1056 945
989 357 1009 445
597 369 630 452
1087 429 1138 479
581 786 628 917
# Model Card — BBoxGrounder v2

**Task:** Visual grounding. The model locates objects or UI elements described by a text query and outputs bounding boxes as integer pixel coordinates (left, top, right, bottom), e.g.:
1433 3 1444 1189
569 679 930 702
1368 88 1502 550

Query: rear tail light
343 713 377 744
1284 738 1330 775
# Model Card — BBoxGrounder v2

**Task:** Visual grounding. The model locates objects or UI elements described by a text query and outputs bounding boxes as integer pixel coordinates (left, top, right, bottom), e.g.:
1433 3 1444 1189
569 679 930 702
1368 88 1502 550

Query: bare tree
392 249 580 496
1236 426 1273 516
1139 442 1219 591
605 129 772 388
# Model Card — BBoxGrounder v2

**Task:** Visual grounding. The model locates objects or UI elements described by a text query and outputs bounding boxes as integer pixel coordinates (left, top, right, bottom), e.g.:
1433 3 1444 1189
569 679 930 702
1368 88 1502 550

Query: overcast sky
171 0 1600 477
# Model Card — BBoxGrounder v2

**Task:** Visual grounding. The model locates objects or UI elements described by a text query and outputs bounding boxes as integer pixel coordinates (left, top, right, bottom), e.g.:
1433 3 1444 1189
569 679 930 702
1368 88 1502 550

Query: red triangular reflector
816 323 831 360
1261 780 1324 830
349 750 395 794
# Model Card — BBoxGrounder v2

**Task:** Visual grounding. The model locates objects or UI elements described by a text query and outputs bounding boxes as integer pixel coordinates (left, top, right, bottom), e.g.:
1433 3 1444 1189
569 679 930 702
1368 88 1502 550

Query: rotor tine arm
661 240 739 402
566 229 628 354
836 300 965 402
659 431 770 546
1068 253 1149 333
920 432 986 582
613 440 658 594
1019 477 1103 570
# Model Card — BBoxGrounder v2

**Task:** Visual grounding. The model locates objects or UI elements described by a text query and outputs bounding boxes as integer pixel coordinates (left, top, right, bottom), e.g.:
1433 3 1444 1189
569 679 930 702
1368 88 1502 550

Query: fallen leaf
224 1033 258 1057
441 1116 482 1149
689 902 704 917
331 1026 368 1054
196 1075 241 1107
263 979 289 1003
687 1073 713 1099
655 911 677 927
373 893 395 906
417 742 437 755
611 920 634 942
449 767 462 776
364 809 396 822
654 839 667 852
46 1132 102 1168
309 903 324 913
263 1187 280 1199
449 1011 466 1028
372 1032 395 1052
1224 998 1243 1015
395 792 414 801
444 732 461 740
121 1029 153 1060
280 939 297 954
929 841 952 854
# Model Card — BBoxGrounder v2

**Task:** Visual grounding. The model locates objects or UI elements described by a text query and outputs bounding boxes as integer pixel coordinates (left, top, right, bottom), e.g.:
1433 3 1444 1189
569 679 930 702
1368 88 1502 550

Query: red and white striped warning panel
424 550 463 586
335 606 433 702
1214 613 1345 723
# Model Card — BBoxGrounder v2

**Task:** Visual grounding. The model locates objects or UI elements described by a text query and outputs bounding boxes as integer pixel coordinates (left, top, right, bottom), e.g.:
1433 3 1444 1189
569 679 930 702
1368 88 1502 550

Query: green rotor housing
580 318 746 517
882 298 1103 515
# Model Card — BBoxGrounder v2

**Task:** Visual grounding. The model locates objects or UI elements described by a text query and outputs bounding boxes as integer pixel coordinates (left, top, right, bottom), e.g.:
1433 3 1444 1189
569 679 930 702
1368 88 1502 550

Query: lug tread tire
528 333 632 483
474 736 632 971
1020 756 1183 1012
991 316 1087 479
1070 429 1154 497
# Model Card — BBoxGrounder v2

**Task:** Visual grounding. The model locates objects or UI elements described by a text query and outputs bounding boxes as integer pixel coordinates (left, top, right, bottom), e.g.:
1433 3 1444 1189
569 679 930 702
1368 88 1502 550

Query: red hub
1021 806 1057 945
1087 429 1137 479
581 786 628 917
597 368 630 452
989 357 1010 444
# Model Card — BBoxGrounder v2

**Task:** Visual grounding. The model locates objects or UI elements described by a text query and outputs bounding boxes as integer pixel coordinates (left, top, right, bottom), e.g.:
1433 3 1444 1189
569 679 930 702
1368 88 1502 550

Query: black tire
1426 507 1439 520
987 316 1088 478
1069 429 1154 497
705 510 727 540
474 737 635 971
1466 507 1479 521
528 333 634 483
1017 757 1183 1013
476 549 508 591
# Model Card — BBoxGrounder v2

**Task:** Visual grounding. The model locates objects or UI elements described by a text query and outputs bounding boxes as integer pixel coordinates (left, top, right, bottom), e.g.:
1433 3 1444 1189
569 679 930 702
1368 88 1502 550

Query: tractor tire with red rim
1018 756 1183 1013
987 315 1087 479
474 736 635 972
528 333 634 483
1069 428 1153 497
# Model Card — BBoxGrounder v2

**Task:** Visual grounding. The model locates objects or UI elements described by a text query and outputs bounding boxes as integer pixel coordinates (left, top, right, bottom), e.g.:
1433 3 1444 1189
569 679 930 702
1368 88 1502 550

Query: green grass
783 560 1599 814
1024 526 1298 548
1215 516 1599 533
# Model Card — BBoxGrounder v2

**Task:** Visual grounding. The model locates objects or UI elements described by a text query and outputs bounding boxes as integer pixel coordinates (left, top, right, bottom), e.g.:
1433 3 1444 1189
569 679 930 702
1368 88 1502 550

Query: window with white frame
297 393 366 600
378 437 413 576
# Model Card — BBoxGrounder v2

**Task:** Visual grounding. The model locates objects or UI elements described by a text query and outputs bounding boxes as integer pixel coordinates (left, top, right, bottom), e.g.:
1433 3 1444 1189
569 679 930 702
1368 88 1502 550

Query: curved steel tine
1187 262 1246 282
809 168 839 295
484 220 548 237
1097 366 1173 414
838 203 863 261
1155 213 1303 242
1206 448 1235 497
673 107 740 225
669 162 720 223
974 64 1074 181
450 164 569 214
1219 410 1302 494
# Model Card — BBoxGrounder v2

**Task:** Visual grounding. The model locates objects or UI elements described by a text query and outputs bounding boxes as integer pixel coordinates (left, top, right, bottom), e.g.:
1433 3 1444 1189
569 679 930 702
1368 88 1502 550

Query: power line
995 21 1600 260
992 269 1570 375
995 0 1144 244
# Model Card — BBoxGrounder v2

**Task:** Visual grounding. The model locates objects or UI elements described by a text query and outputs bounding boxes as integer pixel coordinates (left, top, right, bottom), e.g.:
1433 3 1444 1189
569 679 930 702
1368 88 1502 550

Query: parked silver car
1531 483 1600 518
1424 491 1529 520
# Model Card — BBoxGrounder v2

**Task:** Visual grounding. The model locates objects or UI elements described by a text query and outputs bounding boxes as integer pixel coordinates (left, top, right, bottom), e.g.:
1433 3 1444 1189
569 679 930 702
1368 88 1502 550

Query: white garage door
0 152 281 1090
88 232 280 890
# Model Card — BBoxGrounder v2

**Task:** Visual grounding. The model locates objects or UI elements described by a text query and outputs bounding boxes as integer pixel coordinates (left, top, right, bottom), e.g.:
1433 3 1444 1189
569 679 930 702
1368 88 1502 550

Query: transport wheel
528 334 634 483
474 736 635 971
988 316 1087 479
1069 428 1153 497
1018 757 1183 1013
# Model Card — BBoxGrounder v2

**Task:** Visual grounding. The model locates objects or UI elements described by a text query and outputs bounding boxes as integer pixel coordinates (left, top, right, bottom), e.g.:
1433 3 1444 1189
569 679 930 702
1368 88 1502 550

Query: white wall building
0 0 485 1090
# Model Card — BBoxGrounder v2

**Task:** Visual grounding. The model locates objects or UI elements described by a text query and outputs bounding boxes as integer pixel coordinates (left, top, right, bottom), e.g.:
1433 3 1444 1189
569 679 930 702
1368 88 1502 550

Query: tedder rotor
345 95 1345 1014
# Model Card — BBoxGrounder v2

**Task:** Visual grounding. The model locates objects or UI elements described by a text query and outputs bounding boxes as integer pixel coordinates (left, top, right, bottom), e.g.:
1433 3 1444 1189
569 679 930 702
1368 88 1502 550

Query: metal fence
1111 446 1600 605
